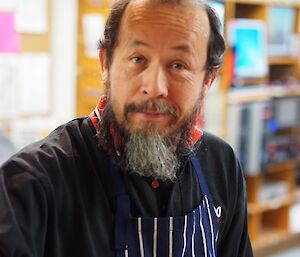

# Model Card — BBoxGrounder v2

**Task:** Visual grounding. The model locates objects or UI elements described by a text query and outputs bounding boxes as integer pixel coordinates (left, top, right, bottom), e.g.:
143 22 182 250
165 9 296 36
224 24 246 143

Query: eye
171 62 186 70
131 56 144 64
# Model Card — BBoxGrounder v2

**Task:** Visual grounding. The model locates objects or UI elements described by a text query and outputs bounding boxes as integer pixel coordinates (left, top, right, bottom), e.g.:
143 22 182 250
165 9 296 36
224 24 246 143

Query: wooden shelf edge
265 159 298 174
228 86 300 103
269 56 299 65
253 231 300 257
248 193 296 214
233 0 267 6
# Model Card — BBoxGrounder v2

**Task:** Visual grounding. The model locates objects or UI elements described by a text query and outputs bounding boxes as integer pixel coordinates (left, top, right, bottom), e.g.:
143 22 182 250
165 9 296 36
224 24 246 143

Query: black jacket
0 117 253 257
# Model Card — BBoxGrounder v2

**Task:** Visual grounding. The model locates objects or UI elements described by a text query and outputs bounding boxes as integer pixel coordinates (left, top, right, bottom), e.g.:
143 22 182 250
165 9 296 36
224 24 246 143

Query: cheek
170 80 202 114
109 70 137 122
110 61 137 92
109 77 125 118
110 65 129 98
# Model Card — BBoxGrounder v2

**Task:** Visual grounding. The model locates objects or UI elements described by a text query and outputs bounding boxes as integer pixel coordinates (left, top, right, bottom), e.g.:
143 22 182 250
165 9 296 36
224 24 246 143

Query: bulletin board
76 0 112 117
0 0 51 118
0 0 52 148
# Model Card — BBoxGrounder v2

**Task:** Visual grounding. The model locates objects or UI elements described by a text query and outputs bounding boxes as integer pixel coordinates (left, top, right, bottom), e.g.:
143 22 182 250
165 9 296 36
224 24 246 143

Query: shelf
248 193 296 214
253 230 300 257
219 1 300 256
269 56 299 66
270 86 300 98
228 86 270 103
228 85 300 103
234 0 267 6
265 159 299 174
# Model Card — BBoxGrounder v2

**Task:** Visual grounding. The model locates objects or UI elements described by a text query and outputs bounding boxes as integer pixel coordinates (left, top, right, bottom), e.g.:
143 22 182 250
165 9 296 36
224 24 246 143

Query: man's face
101 0 213 135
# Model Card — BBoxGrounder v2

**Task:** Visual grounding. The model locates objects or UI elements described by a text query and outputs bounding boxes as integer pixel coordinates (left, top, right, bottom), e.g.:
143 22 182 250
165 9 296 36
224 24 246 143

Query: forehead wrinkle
128 15 186 34
124 3 210 40
132 40 149 47
171 45 191 54
130 40 192 56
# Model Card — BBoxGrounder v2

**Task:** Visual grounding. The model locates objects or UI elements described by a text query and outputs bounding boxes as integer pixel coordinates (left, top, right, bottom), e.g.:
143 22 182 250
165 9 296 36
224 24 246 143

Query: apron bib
111 156 219 257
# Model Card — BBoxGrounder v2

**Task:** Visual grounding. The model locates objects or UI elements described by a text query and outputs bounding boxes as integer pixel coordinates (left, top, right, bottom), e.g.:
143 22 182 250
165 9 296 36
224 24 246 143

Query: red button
151 180 159 188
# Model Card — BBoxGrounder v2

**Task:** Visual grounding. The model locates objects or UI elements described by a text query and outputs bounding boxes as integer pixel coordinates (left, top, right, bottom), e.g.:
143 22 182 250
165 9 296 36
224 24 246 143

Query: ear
204 67 219 88
202 68 219 97
99 49 109 83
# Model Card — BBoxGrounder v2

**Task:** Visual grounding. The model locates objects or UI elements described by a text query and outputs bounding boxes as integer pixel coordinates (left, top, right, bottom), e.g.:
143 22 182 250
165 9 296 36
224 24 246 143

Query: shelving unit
218 0 300 255
247 160 297 234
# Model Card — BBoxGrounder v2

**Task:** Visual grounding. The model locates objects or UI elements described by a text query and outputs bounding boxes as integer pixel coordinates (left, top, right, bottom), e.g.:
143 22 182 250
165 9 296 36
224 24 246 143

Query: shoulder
197 131 237 166
196 130 243 188
41 116 95 150
201 131 234 152
0 116 110 213
196 130 242 189
0 117 98 184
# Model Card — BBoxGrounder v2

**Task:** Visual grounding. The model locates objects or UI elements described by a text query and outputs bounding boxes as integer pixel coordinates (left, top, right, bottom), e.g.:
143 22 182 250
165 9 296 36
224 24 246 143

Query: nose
140 64 168 98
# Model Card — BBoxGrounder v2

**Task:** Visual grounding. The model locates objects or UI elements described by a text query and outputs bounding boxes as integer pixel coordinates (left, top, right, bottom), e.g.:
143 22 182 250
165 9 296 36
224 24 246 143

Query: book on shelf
258 180 289 203
268 6 296 57
226 97 300 175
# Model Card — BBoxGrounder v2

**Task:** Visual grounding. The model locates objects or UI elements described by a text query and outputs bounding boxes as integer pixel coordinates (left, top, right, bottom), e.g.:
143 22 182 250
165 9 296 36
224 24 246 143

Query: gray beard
98 94 202 181
123 130 180 181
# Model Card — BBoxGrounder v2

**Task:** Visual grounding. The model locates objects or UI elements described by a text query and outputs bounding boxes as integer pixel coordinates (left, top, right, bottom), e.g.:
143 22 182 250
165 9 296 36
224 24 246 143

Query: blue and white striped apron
112 156 219 257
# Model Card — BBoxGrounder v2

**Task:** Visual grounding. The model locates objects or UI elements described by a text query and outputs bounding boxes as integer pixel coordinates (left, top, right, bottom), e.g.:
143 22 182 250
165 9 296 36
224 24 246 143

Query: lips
139 110 164 115
133 110 169 120
124 100 178 118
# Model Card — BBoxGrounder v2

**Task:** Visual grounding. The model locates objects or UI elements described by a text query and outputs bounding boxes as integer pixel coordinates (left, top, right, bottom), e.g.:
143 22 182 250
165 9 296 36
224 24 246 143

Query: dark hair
98 0 226 74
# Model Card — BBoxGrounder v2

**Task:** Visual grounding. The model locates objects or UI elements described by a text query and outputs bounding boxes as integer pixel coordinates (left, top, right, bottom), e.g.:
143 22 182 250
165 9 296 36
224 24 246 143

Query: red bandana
89 95 203 150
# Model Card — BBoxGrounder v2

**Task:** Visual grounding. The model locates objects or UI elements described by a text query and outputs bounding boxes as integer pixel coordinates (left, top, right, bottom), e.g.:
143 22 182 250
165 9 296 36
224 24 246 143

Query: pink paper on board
0 12 20 53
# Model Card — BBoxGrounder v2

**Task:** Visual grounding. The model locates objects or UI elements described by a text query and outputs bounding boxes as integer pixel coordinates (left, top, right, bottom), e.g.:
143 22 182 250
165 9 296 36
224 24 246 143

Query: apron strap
191 156 219 230
114 195 130 251
110 161 130 253
190 156 212 201
110 160 127 196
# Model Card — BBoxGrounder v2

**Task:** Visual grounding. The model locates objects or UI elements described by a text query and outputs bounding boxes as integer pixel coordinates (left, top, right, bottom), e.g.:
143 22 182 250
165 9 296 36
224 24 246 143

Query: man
0 0 253 256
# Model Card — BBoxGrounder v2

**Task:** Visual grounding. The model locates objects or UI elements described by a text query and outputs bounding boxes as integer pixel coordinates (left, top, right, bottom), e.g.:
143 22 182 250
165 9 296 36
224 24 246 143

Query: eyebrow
171 44 191 54
131 40 150 47
131 40 191 54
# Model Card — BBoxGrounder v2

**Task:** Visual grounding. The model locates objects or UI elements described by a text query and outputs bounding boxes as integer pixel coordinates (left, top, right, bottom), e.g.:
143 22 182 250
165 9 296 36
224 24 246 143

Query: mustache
124 100 178 118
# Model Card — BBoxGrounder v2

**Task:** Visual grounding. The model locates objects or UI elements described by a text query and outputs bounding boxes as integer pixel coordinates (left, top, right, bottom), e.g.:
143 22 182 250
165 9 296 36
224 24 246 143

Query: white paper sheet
0 54 18 118
268 6 296 56
15 0 48 34
82 13 105 58
17 53 51 115
289 202 300 233
276 98 299 128
0 0 17 11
